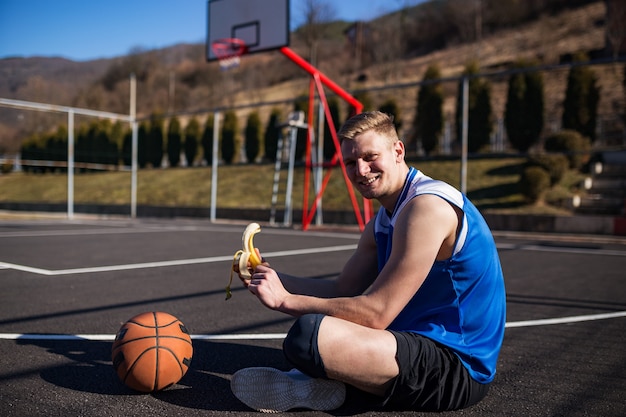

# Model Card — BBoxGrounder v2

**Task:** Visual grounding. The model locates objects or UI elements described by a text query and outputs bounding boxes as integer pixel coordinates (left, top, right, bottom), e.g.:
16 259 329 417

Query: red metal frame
279 47 373 231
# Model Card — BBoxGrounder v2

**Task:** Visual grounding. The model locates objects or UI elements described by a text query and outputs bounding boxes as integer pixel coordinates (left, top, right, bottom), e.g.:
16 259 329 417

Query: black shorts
379 331 490 411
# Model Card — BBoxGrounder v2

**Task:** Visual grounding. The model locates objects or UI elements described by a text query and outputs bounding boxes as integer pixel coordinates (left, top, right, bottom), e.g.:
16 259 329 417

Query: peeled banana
226 222 262 300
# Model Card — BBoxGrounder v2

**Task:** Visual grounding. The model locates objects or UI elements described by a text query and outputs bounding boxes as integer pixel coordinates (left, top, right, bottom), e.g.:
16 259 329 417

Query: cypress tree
562 54 600 142
167 116 182 168
147 114 164 168
75 124 89 171
93 119 112 166
20 136 39 173
244 112 263 164
122 129 132 167
110 121 125 167
471 84 493 153
414 65 444 156
525 67 545 147
50 125 68 170
184 117 200 167
505 61 544 152
264 108 282 163
221 110 238 164
137 122 149 168
379 98 402 134
455 62 493 153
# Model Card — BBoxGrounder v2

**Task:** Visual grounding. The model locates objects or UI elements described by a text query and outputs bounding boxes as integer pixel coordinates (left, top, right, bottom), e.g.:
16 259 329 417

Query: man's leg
283 314 399 397
231 314 399 412
254 314 488 412
317 315 399 397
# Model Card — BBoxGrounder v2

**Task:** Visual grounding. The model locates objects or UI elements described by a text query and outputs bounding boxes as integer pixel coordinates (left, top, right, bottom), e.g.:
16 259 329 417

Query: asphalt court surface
0 217 625 416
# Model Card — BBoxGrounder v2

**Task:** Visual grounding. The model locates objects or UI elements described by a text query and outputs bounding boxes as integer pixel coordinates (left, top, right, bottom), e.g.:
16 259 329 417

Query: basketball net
212 38 247 71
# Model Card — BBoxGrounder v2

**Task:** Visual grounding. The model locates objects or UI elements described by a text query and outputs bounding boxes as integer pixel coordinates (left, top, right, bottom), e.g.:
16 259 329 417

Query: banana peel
226 222 262 300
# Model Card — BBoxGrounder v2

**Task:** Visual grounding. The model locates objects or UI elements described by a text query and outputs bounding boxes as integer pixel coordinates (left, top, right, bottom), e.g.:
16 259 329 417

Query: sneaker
230 367 346 413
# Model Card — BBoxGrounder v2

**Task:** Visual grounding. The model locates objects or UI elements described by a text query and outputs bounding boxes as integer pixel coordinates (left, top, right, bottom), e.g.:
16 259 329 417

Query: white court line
0 333 288 341
1 311 624 341
504 311 626 328
496 243 626 257
2 241 623 276
0 224 361 240
0 227 164 239
0 244 358 276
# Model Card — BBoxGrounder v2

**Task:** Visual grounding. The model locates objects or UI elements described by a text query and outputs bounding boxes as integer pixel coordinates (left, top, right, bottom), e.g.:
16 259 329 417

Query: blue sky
0 0 419 62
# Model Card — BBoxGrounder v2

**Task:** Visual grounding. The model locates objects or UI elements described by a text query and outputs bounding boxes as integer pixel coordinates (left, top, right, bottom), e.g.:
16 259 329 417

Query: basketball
112 311 193 392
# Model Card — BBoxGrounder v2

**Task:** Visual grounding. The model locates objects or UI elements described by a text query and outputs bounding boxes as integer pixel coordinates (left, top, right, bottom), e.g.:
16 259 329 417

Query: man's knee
283 313 328 378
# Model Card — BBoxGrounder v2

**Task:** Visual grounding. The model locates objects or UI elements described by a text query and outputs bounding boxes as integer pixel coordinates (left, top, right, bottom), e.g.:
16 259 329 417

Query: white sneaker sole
231 367 346 413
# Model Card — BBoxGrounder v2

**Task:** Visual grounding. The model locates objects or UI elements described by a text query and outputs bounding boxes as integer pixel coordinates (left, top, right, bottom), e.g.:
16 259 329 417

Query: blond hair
337 111 399 145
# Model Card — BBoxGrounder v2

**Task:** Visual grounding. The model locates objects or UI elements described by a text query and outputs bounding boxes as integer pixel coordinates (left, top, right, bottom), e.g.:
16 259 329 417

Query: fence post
67 109 74 219
210 111 221 222
130 73 137 219
460 76 468 194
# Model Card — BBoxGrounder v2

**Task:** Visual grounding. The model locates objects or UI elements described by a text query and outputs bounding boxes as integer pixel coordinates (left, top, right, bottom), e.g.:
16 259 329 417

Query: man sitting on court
230 111 506 412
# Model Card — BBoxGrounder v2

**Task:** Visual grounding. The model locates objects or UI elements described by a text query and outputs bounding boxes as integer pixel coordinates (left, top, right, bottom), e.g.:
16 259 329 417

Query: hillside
0 0 623 155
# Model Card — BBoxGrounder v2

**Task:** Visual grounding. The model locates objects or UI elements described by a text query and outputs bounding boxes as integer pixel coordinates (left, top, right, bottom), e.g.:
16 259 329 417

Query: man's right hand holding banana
226 222 265 300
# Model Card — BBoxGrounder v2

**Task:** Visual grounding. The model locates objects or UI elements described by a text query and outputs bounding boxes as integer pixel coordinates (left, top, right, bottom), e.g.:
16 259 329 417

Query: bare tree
370 1 420 81
370 21 405 82
606 0 626 59
295 0 337 65
445 0 482 44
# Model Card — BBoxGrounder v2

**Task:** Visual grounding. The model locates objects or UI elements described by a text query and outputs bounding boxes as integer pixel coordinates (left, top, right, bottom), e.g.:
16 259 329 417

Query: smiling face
341 129 408 211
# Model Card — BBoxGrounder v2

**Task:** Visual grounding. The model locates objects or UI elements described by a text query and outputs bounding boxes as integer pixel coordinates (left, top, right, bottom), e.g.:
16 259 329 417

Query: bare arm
248 195 459 329
276 220 379 298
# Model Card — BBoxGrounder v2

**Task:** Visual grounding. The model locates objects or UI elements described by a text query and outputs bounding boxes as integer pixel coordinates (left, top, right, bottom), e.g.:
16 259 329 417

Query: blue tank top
375 167 506 383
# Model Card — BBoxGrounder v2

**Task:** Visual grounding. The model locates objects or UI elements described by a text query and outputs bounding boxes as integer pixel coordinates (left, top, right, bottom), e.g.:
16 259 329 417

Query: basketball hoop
211 38 247 70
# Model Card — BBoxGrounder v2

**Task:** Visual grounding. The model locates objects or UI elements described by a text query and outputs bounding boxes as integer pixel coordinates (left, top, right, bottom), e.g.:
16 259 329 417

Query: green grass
0 157 585 215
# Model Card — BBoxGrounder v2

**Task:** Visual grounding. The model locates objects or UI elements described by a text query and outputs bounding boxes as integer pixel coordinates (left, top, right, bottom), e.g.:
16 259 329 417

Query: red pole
280 46 371 230
280 47 363 114
302 73 365 230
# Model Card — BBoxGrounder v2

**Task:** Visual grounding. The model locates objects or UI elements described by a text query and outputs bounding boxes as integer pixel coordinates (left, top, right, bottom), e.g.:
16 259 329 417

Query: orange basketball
112 311 193 392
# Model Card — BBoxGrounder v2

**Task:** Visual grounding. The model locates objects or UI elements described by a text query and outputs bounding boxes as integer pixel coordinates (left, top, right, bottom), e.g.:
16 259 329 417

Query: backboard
206 0 290 61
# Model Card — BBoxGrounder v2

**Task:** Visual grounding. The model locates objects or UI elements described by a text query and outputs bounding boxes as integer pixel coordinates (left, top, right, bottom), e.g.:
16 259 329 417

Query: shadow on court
13 338 288 412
